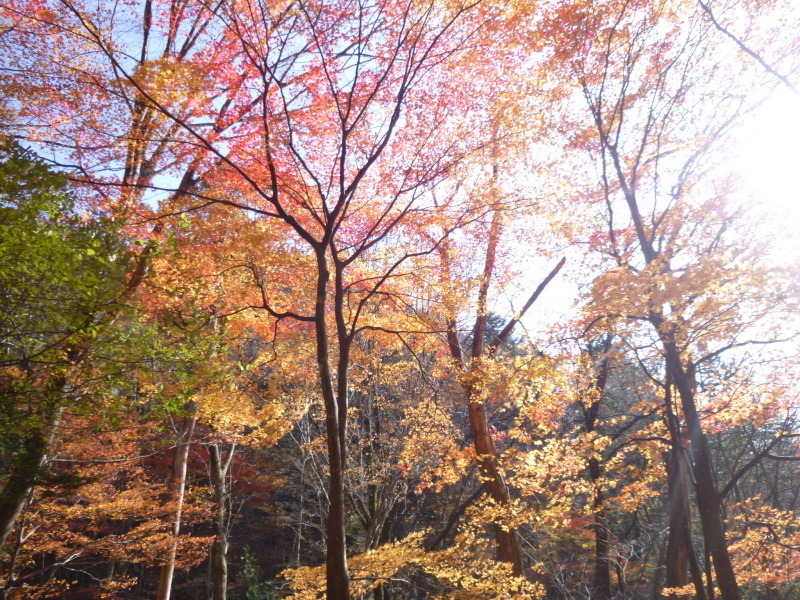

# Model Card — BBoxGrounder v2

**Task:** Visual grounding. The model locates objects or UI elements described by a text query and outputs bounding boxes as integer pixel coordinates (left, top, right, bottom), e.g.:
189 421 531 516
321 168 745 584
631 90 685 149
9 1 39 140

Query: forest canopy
0 0 799 599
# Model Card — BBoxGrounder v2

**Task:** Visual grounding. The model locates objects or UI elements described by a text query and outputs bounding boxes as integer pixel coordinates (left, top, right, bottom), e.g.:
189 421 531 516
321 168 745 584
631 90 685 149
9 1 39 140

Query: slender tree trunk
293 456 307 567
650 536 668 600
460 202 526 578
589 457 612 600
209 442 234 600
582 336 613 600
0 430 49 549
705 544 716 600
686 528 707 600
427 481 485 552
156 404 198 600
665 444 691 596
664 383 691 598
438 185 564 582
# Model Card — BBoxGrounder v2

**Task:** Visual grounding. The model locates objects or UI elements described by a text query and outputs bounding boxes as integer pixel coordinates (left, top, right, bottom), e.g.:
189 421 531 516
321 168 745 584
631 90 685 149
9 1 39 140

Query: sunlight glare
734 87 800 224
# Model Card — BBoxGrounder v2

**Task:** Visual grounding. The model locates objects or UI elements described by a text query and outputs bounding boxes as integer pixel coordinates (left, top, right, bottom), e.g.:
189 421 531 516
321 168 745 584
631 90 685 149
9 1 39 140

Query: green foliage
0 141 130 368
0 142 136 474
231 547 277 600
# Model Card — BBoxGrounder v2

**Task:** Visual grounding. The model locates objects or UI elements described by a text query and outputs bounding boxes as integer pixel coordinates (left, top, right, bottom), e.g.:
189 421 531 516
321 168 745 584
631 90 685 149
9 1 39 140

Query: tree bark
664 390 707 600
0 421 51 548
582 336 613 600
156 404 198 600
657 333 741 600
0 380 65 549
465 384 525 576
209 442 234 600
589 457 612 600
315 252 350 600
664 382 691 597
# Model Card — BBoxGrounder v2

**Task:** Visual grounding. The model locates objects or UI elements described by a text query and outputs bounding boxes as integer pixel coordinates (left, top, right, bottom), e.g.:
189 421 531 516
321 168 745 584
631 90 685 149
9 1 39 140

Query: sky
734 86 800 225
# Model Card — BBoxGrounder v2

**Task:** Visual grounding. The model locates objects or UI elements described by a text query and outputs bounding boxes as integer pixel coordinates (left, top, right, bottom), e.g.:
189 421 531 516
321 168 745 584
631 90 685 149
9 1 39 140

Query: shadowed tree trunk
580 336 613 600
590 459 612 600
664 383 707 600
0 231 162 552
209 442 235 600
0 394 62 550
658 334 740 600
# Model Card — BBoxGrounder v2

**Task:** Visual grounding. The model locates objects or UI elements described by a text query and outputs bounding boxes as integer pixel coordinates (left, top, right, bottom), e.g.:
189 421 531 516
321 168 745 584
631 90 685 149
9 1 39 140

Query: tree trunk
0 226 161 555
0 432 48 549
209 442 234 600
315 253 350 600
0 391 63 548
609 140 740 597
658 335 741 600
438 199 564 581
466 389 525 576
589 457 612 600
664 396 707 600
156 404 198 600
459 202 525 578
665 444 691 597
650 534 667 600
582 337 613 600
664 382 691 597
615 171 741 598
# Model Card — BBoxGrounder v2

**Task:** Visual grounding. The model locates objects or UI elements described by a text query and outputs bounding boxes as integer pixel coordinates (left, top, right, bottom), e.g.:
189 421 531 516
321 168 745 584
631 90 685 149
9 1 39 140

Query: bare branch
697 0 798 95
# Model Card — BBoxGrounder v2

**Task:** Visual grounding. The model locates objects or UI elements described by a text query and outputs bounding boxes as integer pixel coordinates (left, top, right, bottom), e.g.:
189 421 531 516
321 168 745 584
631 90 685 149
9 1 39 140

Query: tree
2 0 800 597
0 0 535 596
0 405 218 600
549 0 800 597
575 336 615 600
435 216 565 578
0 141 138 553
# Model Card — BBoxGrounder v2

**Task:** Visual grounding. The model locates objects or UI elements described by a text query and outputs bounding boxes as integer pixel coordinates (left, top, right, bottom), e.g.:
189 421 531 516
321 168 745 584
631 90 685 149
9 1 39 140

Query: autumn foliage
1 0 800 598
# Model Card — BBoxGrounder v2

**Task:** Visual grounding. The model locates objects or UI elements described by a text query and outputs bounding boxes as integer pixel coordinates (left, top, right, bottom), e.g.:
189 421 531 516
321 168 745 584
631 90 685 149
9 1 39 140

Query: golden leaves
282 533 428 600
282 531 544 600
727 497 800 588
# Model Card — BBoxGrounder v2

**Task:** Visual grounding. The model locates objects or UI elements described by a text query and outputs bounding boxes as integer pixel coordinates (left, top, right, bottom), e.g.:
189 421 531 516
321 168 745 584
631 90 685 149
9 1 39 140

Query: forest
0 0 799 598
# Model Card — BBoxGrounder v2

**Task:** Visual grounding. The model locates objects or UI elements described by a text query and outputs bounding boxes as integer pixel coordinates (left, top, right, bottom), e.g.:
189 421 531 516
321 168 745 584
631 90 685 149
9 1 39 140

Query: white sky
733 86 800 224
